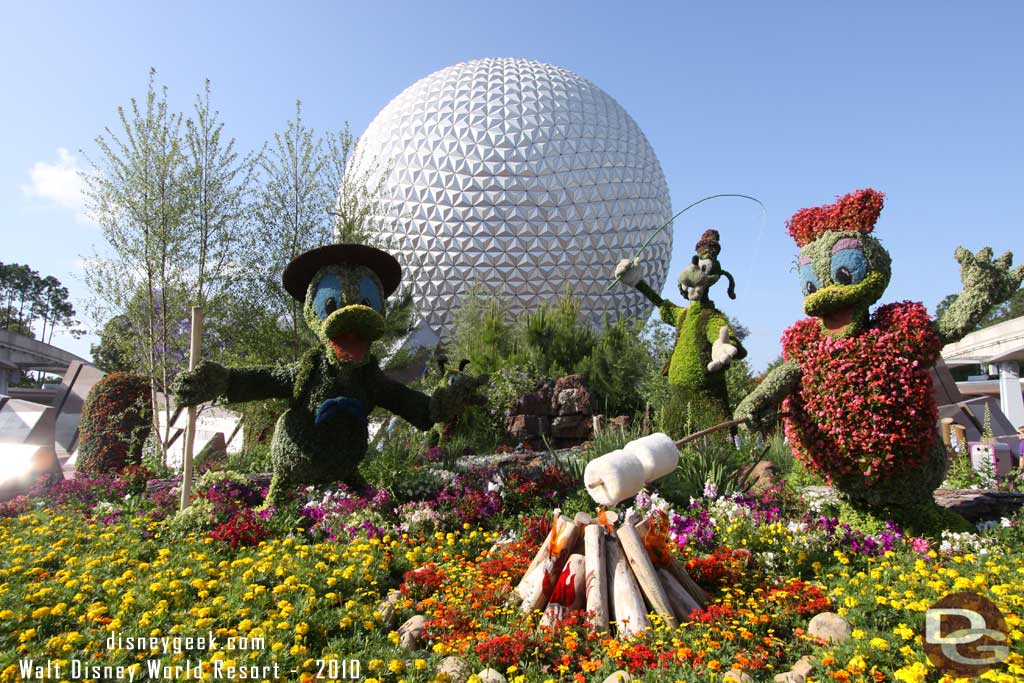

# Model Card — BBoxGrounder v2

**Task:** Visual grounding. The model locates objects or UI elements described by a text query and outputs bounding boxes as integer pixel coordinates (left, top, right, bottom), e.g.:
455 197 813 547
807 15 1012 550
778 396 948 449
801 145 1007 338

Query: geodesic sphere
342 57 673 336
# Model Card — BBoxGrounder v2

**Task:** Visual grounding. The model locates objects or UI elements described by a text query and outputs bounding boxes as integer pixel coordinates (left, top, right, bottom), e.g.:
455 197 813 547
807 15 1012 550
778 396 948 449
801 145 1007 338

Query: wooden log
540 553 585 628
940 417 954 448
606 536 649 638
584 523 609 632
616 522 678 629
514 514 567 600
664 556 710 608
659 568 701 621
519 516 584 613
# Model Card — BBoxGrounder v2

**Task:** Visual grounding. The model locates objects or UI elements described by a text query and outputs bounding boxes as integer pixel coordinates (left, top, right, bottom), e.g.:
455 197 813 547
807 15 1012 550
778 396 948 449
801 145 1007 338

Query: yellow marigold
869 637 889 650
893 662 927 683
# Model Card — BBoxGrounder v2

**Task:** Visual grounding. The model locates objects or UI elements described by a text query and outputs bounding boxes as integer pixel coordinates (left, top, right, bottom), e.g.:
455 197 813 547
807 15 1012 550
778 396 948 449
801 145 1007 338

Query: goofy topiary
173 244 486 506
614 229 746 435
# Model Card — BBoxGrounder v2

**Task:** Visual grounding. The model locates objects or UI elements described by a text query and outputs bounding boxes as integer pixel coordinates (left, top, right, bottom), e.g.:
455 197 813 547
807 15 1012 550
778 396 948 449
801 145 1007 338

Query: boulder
608 415 633 430
436 656 472 683
505 415 550 442
551 414 593 441
807 612 851 644
397 614 427 651
375 589 402 629
739 460 783 494
477 668 506 683
723 671 753 683
511 383 553 416
552 375 592 415
773 674 804 683
791 656 813 679
602 671 632 683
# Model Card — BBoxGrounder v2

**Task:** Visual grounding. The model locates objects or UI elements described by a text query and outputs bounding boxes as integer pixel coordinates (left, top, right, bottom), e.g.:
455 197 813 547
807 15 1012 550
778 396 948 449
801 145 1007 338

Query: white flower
1001 517 1012 528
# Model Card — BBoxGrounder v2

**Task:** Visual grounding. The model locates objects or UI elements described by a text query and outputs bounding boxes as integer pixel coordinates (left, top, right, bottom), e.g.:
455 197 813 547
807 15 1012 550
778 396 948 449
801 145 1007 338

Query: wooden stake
940 417 954 447
659 568 701 621
519 516 584 613
179 306 204 511
617 522 678 629
664 557 710 608
584 523 609 632
606 536 649 638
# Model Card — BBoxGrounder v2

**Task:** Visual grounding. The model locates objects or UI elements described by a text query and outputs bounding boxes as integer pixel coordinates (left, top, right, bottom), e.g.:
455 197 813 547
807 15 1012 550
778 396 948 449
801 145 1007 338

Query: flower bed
1 468 1023 683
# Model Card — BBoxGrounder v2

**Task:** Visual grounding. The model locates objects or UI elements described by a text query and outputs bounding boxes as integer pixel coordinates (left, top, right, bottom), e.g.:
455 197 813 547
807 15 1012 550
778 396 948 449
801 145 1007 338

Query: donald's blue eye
357 275 383 313
800 263 821 297
313 274 343 319
831 248 867 286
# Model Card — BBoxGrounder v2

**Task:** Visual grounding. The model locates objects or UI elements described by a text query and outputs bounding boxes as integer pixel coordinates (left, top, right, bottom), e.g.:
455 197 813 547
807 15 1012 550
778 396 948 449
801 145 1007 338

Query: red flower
781 301 941 485
786 188 884 247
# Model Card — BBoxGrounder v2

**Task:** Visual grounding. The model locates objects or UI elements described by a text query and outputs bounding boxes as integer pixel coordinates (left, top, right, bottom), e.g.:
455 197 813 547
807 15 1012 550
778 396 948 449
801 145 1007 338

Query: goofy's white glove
614 257 643 287
707 326 738 372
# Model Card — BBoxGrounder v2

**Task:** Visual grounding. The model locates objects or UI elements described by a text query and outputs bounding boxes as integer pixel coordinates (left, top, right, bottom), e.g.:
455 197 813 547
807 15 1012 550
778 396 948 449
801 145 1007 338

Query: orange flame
644 509 673 568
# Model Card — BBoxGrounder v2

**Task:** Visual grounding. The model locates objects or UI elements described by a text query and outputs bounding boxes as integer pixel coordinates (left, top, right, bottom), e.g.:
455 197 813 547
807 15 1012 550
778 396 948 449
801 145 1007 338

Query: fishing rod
606 193 767 291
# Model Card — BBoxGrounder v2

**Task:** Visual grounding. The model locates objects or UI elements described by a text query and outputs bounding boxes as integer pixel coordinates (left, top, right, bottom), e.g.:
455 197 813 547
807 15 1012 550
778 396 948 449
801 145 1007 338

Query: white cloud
20 148 92 224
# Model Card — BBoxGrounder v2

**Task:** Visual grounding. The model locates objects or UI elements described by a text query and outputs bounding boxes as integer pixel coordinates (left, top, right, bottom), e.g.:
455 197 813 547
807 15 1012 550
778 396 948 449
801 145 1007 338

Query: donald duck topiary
173 244 487 505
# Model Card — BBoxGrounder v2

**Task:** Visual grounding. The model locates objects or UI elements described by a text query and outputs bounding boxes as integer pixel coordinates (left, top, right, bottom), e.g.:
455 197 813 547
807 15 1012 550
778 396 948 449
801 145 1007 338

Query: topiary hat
282 243 402 302
786 188 885 247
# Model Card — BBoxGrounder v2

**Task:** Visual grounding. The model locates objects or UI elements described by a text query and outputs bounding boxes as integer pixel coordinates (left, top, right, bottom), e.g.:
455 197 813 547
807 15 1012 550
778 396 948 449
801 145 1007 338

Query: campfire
511 432 710 636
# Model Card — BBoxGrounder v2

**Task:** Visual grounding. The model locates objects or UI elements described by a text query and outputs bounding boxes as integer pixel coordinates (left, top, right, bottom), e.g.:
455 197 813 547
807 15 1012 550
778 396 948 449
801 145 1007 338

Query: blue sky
2 1 1021 370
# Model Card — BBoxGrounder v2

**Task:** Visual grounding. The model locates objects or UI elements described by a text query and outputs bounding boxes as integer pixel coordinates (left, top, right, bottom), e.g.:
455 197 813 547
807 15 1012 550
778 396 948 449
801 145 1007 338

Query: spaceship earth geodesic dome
342 57 673 337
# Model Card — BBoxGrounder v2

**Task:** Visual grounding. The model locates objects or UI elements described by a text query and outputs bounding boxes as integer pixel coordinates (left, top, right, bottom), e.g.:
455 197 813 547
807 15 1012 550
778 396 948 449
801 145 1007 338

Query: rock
791 655 813 678
723 671 753 683
773 674 804 683
436 656 472 683
807 612 852 644
193 432 228 469
397 615 427 651
602 671 632 683
552 374 592 415
551 414 593 442
476 668 506 683
375 589 402 629
608 415 632 430
511 383 553 416
505 414 550 442
739 460 783 494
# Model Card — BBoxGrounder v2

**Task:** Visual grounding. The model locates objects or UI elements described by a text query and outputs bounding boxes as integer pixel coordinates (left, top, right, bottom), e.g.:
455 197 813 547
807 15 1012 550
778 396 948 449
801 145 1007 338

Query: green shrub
521 292 595 376
579 318 652 417
77 372 152 477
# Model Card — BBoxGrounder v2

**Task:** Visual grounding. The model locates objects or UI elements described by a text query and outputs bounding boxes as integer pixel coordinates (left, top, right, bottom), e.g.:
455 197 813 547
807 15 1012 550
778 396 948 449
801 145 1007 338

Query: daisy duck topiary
173 244 487 506
615 229 746 435
735 189 1023 511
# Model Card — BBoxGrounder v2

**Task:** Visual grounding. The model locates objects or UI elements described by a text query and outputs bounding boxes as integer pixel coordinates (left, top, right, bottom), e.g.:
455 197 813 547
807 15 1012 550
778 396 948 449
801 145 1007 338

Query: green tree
244 101 334 364
83 68 191 460
182 79 258 315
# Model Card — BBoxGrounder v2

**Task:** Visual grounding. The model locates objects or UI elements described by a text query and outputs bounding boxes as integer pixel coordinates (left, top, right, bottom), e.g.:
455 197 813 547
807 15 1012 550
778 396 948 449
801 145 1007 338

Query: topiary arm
935 247 1024 345
733 359 802 430
222 365 298 403
371 367 434 430
635 280 665 307
658 299 685 327
172 361 297 406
